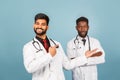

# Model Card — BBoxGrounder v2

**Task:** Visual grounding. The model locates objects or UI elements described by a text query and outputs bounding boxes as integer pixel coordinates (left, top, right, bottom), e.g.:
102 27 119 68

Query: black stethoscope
32 38 59 53
74 35 91 51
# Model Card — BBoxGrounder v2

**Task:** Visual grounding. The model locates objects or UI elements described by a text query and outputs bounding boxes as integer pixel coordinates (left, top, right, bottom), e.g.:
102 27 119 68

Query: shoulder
49 38 63 48
67 37 76 48
89 36 100 43
23 40 33 48
67 37 76 44
49 38 60 44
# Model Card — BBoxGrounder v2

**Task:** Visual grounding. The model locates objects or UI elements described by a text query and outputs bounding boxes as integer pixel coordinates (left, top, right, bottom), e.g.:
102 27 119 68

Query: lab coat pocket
71 47 77 58
72 46 83 57
76 45 84 56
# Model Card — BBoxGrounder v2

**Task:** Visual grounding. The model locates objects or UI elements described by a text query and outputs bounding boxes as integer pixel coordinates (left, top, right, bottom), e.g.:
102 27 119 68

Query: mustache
81 31 87 33
36 28 44 30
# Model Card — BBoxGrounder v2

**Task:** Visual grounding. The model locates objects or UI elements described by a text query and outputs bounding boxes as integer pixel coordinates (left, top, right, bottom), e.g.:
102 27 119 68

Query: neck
36 34 47 39
78 35 87 39
78 35 85 39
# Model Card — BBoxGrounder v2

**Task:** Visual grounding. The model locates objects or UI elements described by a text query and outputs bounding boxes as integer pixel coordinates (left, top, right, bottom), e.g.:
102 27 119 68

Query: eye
78 26 88 28
41 23 47 26
35 22 39 25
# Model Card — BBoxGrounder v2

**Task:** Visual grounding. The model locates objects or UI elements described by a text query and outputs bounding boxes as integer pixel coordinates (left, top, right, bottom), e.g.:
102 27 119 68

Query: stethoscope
32 38 59 53
74 35 91 51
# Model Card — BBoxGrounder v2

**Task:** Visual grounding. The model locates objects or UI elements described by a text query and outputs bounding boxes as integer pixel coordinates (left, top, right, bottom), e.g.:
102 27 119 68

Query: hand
85 48 98 58
48 46 57 57
91 51 102 57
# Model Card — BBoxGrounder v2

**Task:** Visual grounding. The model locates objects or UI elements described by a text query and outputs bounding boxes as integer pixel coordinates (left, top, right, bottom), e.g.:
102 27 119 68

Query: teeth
36 29 42 33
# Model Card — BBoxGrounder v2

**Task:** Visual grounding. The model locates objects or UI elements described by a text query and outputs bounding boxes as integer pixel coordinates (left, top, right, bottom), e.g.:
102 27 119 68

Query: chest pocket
72 44 85 57
34 50 45 59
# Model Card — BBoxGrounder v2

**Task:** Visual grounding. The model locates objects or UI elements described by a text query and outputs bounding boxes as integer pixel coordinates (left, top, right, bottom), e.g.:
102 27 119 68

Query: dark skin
76 21 102 57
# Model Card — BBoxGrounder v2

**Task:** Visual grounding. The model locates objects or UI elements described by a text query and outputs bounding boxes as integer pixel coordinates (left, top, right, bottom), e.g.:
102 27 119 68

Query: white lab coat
23 37 89 80
67 36 105 80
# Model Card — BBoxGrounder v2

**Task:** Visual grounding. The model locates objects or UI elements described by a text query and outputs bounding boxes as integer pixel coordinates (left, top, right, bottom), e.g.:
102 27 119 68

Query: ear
88 26 89 30
46 26 49 30
33 24 35 28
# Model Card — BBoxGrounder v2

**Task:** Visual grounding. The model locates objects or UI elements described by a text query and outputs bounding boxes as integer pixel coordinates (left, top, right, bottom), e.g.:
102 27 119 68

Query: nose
81 27 86 31
37 24 42 28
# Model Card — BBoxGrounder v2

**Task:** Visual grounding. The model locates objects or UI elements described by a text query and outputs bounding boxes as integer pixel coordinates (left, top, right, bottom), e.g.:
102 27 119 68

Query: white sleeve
62 43 87 70
23 44 52 73
86 40 105 65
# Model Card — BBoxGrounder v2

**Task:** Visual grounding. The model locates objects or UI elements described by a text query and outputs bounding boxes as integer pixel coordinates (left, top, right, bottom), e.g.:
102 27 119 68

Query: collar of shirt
35 36 50 47
77 35 87 42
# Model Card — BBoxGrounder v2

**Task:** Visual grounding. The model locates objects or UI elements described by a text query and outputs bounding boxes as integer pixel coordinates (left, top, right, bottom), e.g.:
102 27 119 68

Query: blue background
0 0 120 80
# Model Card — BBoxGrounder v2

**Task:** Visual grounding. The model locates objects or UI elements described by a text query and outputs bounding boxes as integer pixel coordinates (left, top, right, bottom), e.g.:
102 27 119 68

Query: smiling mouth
81 31 86 34
36 28 44 33
36 28 44 30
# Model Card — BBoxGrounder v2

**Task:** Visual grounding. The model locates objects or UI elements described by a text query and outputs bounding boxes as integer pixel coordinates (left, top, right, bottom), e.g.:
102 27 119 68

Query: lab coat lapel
49 38 55 47
34 37 48 53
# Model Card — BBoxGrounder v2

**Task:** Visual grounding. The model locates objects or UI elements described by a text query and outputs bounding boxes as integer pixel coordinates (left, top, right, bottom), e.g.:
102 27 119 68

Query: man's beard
34 28 47 36
78 31 88 38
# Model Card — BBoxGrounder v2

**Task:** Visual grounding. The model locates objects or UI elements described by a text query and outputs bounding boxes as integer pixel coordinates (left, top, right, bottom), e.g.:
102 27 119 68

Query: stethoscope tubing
74 35 91 51
32 38 59 53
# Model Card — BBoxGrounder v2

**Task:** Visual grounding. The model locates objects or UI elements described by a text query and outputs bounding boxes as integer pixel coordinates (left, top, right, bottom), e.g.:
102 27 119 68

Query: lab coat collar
33 37 56 47
77 35 88 41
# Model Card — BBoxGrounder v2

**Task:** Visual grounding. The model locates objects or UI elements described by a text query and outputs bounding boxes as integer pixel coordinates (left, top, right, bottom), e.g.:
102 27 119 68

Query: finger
91 48 98 53
55 44 59 48
86 50 89 52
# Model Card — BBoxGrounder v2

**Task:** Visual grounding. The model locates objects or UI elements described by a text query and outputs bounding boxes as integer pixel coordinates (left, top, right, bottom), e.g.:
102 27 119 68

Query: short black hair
34 13 49 25
76 16 89 25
